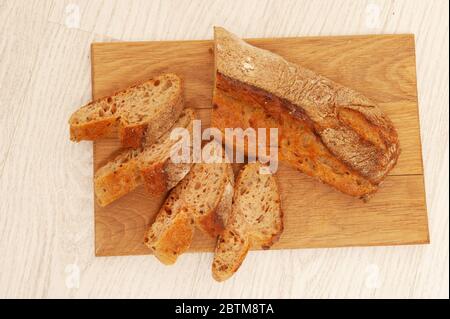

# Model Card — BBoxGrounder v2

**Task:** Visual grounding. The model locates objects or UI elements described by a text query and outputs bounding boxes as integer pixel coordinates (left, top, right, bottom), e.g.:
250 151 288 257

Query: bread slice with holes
212 163 283 282
69 73 183 148
94 108 195 207
212 27 400 199
144 141 234 265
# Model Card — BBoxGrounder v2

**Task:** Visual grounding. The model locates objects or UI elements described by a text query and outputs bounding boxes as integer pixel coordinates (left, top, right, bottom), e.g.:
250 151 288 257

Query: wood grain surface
92 35 429 257
1 0 447 299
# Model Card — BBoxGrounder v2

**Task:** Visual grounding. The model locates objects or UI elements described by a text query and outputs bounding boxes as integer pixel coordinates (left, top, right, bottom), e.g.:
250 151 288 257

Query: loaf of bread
144 141 234 265
212 27 400 198
212 163 283 282
94 108 195 207
69 73 183 148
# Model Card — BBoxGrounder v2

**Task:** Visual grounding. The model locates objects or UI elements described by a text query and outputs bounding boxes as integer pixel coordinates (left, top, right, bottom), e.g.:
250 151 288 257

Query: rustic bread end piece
69 98 118 142
69 73 183 148
212 163 283 282
145 141 235 264
94 108 195 207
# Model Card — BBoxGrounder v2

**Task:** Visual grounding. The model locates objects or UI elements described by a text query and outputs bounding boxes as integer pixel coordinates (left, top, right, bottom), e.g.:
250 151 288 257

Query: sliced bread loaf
94 108 195 207
212 27 400 198
144 141 234 265
212 163 283 282
69 73 183 148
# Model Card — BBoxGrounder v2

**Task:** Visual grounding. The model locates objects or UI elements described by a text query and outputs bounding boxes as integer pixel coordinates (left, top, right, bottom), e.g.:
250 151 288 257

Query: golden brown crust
70 117 117 142
196 213 222 238
145 145 234 265
144 209 195 265
94 157 141 207
213 74 377 197
140 162 168 195
119 123 147 149
69 73 183 148
93 109 195 206
213 27 400 197
212 230 250 282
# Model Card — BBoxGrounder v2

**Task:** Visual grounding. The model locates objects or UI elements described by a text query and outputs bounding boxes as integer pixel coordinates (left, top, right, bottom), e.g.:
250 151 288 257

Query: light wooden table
0 0 448 299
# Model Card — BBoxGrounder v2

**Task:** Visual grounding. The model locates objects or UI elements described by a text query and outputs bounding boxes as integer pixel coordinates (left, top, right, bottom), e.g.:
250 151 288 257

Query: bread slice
94 108 195 207
69 73 183 148
144 141 234 265
212 163 283 282
212 27 400 198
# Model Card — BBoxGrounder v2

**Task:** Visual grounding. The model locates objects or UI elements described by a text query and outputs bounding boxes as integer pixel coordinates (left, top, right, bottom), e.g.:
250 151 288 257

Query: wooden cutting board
91 35 429 257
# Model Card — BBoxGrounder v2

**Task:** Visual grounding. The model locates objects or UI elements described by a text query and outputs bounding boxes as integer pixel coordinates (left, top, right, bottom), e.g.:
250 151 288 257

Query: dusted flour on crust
212 27 400 198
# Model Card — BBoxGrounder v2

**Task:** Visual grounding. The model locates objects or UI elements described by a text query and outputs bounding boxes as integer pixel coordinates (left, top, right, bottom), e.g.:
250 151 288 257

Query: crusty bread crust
144 206 195 265
212 27 400 197
118 124 147 149
141 162 169 195
69 73 183 149
70 118 117 142
213 74 378 197
141 161 193 195
94 149 142 207
94 109 195 207
212 230 250 282
145 142 235 265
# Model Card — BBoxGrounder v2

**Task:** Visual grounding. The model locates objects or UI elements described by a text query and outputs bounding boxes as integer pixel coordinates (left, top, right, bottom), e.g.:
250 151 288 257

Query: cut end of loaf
68 73 183 148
